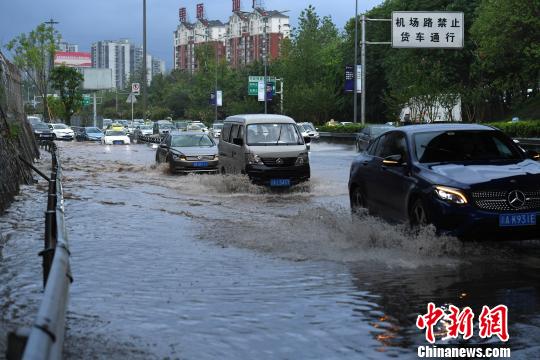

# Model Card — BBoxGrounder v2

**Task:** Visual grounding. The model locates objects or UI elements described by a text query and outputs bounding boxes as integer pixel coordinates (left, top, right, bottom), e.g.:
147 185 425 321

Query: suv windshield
171 134 214 147
247 123 304 146
414 130 523 163
33 123 49 130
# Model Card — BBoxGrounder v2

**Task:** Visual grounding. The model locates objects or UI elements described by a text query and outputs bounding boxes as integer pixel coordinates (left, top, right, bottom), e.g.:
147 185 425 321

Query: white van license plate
270 179 291 187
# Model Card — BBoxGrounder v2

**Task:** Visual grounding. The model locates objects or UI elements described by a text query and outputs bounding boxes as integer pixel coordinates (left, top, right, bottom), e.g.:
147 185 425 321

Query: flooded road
1 140 539 359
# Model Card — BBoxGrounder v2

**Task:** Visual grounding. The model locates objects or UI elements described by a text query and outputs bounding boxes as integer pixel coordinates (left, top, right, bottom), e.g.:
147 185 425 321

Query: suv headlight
434 186 468 204
247 152 263 165
295 152 309 166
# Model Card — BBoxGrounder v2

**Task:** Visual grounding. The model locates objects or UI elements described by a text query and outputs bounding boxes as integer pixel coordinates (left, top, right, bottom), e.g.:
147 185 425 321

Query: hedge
319 120 540 138
485 120 540 138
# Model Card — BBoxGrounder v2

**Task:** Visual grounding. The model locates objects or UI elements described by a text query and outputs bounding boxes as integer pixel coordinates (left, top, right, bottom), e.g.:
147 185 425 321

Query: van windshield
246 123 304 146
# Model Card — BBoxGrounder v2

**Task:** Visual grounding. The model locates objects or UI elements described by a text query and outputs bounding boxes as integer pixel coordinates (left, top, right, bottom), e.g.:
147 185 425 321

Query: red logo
417 303 509 343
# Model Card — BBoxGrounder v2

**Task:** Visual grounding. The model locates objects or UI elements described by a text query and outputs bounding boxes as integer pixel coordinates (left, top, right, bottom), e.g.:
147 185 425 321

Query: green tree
50 65 83 124
6 23 60 121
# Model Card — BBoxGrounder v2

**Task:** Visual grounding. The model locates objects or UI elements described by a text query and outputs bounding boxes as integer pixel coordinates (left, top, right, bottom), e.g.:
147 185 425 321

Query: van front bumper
246 164 310 186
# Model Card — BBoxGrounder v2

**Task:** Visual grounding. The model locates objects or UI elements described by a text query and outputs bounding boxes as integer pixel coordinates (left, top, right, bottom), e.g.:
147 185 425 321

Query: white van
218 114 311 187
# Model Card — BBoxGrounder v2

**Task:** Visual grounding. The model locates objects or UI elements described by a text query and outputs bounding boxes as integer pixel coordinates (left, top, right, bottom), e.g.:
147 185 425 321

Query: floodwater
1 140 539 359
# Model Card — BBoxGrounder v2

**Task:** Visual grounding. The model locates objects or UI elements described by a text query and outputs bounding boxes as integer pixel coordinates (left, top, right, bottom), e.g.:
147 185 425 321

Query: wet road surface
1 140 539 359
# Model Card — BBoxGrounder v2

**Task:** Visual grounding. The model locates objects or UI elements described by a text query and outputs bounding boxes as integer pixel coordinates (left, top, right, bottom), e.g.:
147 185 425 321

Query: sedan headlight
434 186 468 204
247 152 263 165
172 153 185 161
295 152 309 165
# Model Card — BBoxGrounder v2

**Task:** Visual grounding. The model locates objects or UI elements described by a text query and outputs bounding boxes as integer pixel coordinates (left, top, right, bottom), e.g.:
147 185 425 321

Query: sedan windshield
247 123 303 146
414 130 523 163
171 134 214 147
33 123 50 130
106 131 126 136
53 124 68 129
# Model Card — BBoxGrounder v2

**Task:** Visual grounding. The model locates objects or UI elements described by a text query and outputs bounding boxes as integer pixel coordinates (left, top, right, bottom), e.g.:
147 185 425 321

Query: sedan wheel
410 198 429 227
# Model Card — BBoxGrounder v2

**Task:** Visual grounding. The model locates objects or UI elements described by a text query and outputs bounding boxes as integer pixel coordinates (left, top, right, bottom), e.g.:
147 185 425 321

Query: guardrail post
41 167 57 287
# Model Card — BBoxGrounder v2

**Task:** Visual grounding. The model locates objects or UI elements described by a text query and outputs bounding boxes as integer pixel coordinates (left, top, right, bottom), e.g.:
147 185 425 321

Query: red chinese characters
478 305 509 342
446 305 474 340
416 302 445 343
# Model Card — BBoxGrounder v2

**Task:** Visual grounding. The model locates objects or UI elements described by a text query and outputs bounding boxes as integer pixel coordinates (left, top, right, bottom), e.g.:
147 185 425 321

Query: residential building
58 41 79 52
173 1 289 72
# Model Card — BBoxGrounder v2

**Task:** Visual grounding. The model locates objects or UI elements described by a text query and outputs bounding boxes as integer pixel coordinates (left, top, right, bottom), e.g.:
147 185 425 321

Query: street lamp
354 0 358 124
142 0 147 121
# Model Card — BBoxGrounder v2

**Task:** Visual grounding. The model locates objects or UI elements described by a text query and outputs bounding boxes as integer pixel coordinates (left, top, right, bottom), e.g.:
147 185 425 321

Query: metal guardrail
7 141 72 360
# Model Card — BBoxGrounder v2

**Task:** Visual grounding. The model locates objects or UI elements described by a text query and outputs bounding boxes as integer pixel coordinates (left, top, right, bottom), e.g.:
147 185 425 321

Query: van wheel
409 198 429 227
350 187 367 216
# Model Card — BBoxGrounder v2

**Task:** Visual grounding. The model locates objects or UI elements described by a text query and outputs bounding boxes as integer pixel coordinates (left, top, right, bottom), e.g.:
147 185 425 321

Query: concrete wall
0 52 39 214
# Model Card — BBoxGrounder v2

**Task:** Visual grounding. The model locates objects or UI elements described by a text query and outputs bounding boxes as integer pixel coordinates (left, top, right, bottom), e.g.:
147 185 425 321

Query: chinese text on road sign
392 12 464 49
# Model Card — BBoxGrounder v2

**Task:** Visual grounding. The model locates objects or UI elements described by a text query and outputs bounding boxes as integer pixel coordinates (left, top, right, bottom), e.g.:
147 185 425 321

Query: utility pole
263 16 268 114
353 1 358 123
142 0 147 121
215 41 219 122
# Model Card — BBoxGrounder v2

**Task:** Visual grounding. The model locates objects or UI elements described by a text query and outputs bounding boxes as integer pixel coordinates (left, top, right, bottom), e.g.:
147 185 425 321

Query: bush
318 124 365 133
485 120 540 138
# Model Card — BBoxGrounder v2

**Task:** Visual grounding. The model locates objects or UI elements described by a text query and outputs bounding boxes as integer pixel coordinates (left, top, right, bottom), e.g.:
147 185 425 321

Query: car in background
174 121 189 131
355 125 395 152
102 129 131 145
187 123 207 132
341 121 354 126
297 122 320 140
31 122 54 141
48 123 75 141
76 127 104 142
153 120 175 136
155 132 219 173
348 124 540 240
102 119 112 130
210 123 223 138
133 124 153 139
26 116 42 126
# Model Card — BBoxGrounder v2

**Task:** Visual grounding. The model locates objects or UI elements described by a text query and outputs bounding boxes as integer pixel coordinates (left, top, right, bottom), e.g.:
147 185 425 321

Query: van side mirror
304 136 311 144
233 138 244 146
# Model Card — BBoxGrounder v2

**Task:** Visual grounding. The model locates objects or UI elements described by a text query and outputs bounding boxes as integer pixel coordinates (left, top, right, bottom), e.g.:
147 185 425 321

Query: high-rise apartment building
92 40 166 89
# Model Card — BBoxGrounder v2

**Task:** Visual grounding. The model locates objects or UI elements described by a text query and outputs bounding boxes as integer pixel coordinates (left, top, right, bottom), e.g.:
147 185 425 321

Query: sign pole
361 14 366 125
263 16 268 114
280 79 284 114
131 94 134 122
93 92 97 128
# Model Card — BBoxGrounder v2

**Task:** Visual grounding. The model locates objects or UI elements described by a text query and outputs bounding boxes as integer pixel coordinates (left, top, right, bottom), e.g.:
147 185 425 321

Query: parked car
31 122 54 141
297 122 320 140
155 132 219 173
355 125 395 152
218 114 311 187
187 123 207 132
348 124 540 240
48 123 74 141
76 127 104 141
153 120 175 135
102 129 131 145
210 123 223 138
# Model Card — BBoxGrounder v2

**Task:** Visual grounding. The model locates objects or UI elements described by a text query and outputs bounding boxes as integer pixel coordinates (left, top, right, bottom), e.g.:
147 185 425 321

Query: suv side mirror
233 138 244 146
304 136 311 144
159 143 168 149
382 154 404 166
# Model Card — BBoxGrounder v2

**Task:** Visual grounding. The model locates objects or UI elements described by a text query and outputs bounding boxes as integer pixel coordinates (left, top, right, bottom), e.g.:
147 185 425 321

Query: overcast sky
0 0 383 69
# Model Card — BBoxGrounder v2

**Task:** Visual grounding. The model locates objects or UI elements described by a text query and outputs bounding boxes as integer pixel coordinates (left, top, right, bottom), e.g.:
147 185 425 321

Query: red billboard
54 51 92 68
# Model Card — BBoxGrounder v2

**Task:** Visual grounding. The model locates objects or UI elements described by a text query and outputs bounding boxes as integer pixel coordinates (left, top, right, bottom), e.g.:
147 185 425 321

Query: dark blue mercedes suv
348 124 540 240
